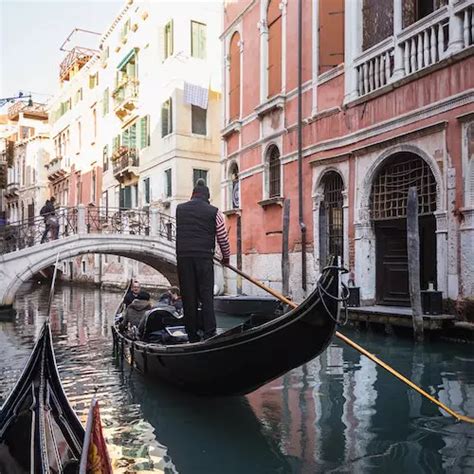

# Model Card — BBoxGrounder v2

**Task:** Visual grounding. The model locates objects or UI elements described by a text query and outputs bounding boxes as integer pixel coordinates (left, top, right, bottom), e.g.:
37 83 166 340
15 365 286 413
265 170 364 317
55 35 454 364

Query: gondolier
176 178 230 343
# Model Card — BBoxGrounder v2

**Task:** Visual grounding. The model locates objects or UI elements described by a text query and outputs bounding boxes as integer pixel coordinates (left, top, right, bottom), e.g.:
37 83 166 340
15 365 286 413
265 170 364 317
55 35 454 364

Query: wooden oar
46 253 61 319
222 262 474 424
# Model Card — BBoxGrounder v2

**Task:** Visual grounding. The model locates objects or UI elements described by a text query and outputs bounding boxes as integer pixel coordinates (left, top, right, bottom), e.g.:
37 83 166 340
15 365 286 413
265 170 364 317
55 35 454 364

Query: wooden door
375 220 410 306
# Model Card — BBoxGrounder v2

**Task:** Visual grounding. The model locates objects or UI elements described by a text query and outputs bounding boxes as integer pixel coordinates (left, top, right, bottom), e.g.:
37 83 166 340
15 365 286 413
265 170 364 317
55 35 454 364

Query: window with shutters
143 177 151 204
267 145 281 198
122 123 137 149
162 99 173 137
92 108 97 140
192 105 207 135
102 145 109 172
140 115 150 148
102 88 109 116
193 169 208 186
267 0 282 98
319 0 345 75
229 32 241 121
165 169 172 197
112 135 120 154
164 20 174 59
191 21 207 59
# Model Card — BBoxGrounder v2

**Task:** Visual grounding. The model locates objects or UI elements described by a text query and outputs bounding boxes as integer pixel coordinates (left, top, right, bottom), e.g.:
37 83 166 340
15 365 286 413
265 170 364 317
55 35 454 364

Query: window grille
370 155 437 220
323 172 344 262
268 146 281 198
229 163 240 208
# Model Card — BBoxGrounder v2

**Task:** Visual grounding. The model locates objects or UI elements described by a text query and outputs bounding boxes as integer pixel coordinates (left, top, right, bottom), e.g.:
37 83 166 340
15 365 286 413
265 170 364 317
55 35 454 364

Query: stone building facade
221 0 474 315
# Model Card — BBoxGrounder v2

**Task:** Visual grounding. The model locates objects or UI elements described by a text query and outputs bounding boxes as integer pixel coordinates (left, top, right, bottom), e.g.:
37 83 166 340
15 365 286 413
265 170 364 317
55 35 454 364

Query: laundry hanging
183 82 209 110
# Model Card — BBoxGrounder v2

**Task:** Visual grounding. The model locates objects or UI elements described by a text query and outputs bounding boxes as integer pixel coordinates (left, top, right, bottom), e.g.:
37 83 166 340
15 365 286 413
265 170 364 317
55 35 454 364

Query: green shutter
191 22 198 57
103 88 109 116
162 101 171 137
140 115 150 149
199 24 206 59
129 123 137 148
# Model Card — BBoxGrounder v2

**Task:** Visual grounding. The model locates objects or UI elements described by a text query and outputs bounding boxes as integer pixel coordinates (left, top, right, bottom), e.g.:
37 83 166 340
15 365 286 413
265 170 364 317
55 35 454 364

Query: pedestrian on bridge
40 197 59 243
176 179 230 343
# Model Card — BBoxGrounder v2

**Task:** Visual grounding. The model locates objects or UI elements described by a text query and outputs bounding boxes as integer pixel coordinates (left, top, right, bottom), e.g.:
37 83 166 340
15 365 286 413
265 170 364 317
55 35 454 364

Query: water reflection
1 284 473 473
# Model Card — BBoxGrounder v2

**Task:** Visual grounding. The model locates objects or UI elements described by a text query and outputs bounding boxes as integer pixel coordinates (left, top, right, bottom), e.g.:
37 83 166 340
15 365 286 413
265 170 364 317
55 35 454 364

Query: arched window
320 172 344 265
229 162 240 209
229 32 241 121
268 145 281 198
267 0 282 98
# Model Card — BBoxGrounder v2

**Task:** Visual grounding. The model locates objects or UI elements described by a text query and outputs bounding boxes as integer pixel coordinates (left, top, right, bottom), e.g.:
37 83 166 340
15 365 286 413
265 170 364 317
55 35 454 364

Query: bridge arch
0 234 178 306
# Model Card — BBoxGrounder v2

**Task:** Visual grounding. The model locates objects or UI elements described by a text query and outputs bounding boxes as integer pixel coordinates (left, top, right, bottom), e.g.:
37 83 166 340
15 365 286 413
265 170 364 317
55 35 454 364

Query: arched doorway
319 171 344 265
370 153 437 305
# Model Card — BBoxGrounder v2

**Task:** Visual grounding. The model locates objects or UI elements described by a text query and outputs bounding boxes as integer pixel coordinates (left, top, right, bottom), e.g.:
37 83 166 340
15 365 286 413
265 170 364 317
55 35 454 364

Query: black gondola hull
113 267 339 396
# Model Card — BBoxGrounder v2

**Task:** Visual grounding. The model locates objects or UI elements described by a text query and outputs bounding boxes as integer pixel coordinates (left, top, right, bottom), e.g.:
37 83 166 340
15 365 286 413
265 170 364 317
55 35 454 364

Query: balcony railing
46 156 67 181
398 7 450 76
112 147 139 178
352 3 473 99
60 46 97 82
8 101 47 121
355 38 395 97
112 78 139 118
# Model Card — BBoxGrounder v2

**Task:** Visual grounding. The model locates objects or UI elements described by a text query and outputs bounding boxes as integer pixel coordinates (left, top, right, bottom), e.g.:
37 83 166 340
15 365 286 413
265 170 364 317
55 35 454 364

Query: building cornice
232 89 473 179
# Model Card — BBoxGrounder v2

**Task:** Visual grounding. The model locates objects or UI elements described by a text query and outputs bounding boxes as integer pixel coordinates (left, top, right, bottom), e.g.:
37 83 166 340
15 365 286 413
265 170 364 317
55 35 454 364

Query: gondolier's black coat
176 197 218 258
176 195 219 341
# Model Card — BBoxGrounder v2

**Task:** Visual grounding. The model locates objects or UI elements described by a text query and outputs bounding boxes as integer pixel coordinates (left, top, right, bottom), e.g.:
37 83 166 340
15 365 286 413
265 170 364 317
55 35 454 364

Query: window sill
258 197 284 208
223 208 241 216
255 95 285 119
221 120 241 138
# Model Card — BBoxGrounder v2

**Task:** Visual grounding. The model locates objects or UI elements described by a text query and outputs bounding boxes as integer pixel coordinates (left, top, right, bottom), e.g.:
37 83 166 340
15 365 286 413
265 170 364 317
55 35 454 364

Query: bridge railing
0 206 78 255
0 205 176 255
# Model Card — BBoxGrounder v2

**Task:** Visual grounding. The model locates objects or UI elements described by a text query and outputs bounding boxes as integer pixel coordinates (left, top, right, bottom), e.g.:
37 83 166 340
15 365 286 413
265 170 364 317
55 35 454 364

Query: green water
1 284 473 473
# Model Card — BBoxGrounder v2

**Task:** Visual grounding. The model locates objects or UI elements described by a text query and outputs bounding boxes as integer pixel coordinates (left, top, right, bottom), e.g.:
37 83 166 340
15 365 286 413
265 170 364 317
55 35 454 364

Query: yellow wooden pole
223 262 474 424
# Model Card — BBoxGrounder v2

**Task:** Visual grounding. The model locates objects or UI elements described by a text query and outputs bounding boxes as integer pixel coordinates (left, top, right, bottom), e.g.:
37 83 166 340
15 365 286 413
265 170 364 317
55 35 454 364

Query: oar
46 253 61 319
222 262 474 424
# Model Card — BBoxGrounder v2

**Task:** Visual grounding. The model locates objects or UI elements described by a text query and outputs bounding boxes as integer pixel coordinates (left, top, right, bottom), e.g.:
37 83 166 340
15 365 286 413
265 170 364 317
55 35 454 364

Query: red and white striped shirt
215 211 230 259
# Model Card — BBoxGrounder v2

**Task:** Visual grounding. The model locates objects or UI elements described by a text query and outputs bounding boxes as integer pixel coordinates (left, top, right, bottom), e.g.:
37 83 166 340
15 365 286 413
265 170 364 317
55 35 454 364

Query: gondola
112 265 341 396
214 294 283 317
0 322 84 473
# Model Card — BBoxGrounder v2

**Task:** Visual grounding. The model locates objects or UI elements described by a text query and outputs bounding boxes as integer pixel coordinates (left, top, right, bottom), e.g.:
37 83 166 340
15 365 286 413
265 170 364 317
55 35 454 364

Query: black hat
192 178 210 201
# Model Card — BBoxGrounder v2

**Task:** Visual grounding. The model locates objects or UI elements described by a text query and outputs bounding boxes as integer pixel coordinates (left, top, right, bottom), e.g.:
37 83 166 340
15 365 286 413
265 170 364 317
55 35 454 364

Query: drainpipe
298 0 307 292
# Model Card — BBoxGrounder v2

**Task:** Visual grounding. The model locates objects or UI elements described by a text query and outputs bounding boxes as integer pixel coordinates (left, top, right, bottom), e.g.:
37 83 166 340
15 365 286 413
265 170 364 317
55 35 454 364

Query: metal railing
0 205 175 255
112 147 139 176
112 78 139 108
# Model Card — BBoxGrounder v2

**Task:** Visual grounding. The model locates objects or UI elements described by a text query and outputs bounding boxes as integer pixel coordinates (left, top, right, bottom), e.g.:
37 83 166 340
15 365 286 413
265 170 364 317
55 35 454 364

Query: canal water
1 284 473 473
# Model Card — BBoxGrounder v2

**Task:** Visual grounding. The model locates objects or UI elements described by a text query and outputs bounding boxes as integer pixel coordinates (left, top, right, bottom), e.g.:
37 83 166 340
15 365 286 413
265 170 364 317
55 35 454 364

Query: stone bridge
0 205 224 309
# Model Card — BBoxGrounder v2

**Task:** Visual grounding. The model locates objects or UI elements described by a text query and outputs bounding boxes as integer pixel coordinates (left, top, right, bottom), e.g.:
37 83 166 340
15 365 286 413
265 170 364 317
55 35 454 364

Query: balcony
112 147 139 182
112 78 139 119
46 156 67 182
8 101 47 121
60 46 97 82
351 2 474 101
4 182 19 199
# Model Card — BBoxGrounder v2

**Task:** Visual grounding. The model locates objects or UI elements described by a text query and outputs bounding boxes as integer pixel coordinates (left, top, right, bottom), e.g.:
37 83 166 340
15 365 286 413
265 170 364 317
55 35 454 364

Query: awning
117 48 138 70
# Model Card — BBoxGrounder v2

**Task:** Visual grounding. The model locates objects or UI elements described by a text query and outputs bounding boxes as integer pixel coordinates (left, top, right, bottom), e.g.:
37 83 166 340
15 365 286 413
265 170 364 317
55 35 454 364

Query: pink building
221 0 474 317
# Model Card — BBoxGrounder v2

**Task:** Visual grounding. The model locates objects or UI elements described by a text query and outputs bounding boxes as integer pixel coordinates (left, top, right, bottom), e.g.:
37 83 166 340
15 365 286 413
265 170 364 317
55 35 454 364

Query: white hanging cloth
183 82 209 110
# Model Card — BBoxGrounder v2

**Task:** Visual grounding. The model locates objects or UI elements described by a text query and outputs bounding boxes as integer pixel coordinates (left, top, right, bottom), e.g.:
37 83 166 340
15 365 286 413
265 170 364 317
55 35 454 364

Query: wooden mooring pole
236 214 242 295
407 186 424 342
282 199 290 296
